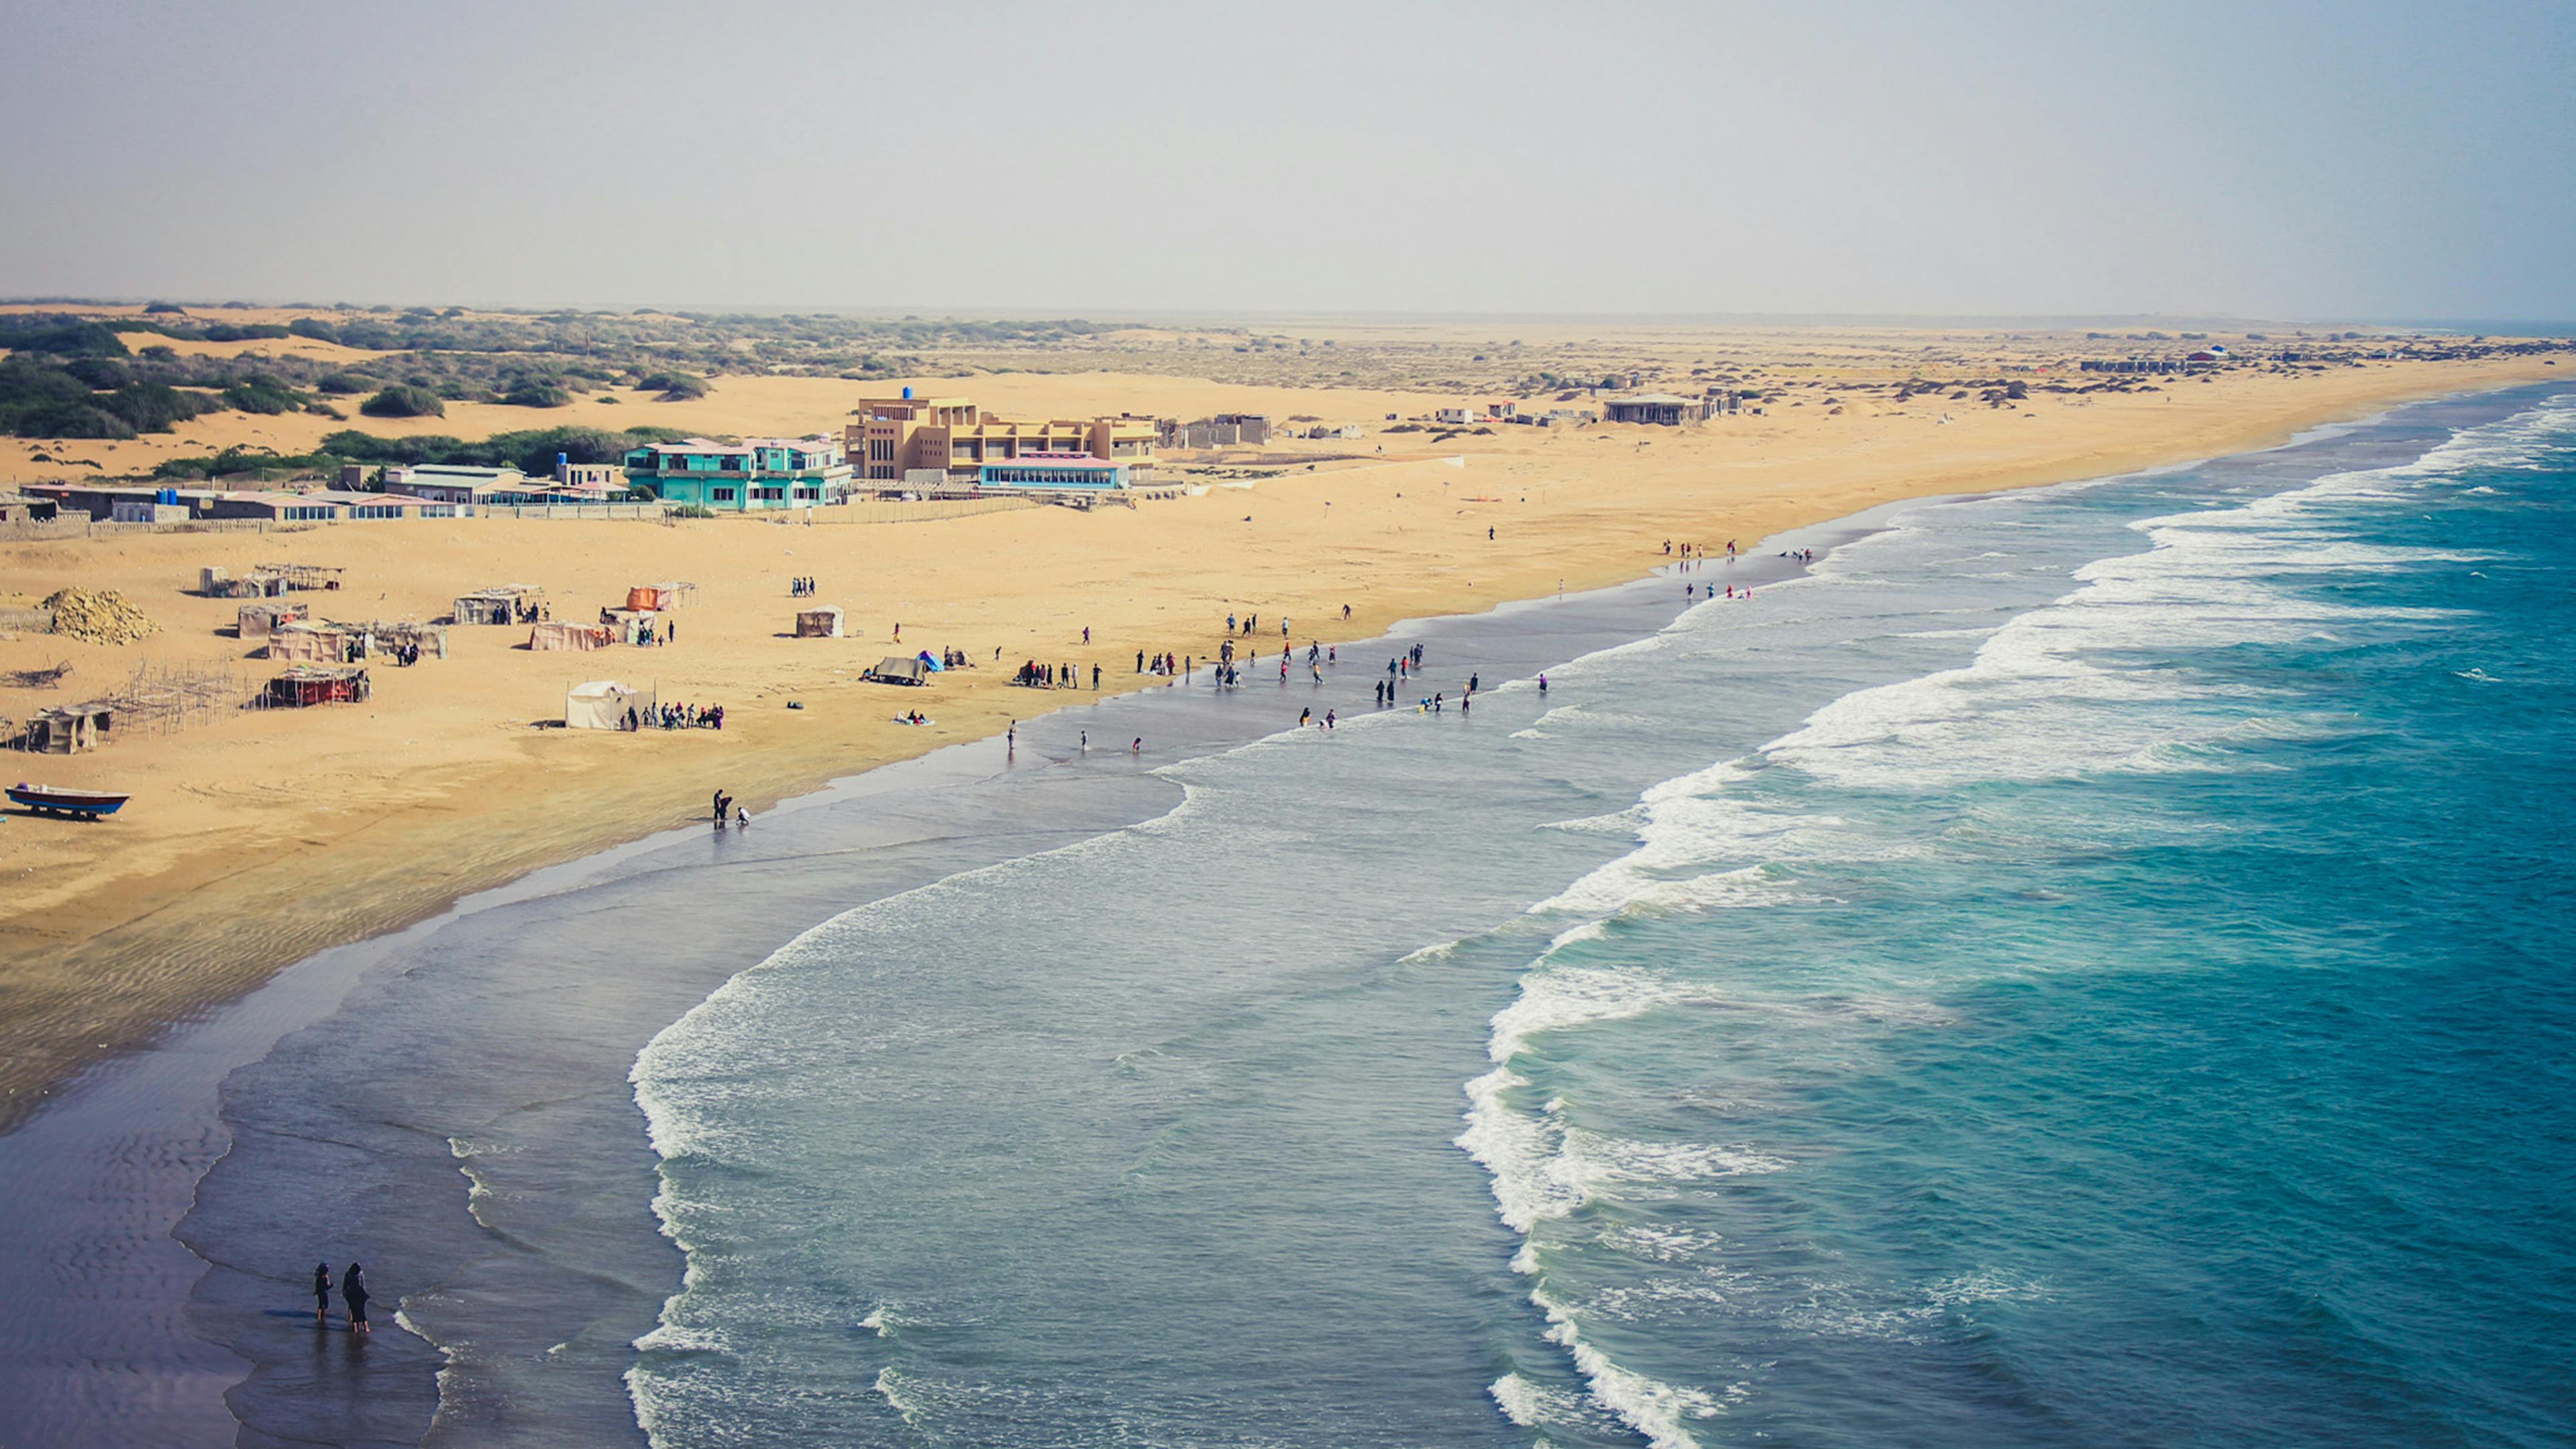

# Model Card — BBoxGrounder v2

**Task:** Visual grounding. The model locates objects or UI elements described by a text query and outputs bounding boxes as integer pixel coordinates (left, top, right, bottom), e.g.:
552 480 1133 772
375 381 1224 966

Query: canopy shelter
266 665 369 707
598 608 663 645
795 606 845 638
865 655 929 685
531 620 612 652
264 622 352 663
454 584 546 626
564 679 656 731
237 600 308 642
22 702 111 753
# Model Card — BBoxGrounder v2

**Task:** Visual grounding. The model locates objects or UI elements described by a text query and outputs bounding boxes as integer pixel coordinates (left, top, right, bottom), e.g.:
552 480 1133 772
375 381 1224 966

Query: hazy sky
5 0 2571 320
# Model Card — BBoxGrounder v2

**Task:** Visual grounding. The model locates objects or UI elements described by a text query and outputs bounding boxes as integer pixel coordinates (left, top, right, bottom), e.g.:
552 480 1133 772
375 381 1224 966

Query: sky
3 0 2571 321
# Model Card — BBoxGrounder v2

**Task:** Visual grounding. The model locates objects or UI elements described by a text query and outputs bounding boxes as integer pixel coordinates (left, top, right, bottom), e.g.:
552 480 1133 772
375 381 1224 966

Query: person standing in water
313 1263 332 1328
343 1263 370 1334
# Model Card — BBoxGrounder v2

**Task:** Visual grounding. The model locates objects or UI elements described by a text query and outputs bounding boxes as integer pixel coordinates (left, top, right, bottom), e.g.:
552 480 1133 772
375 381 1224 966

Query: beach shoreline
0 376 2559 1449
0 358 2563 1136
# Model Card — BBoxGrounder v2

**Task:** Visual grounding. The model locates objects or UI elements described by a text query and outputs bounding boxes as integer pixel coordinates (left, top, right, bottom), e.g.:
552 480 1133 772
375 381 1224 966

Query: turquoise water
628 390 2576 1448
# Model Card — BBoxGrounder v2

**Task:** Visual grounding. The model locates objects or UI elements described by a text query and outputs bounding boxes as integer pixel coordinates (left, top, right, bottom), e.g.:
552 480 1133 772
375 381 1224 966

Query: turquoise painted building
623 435 855 511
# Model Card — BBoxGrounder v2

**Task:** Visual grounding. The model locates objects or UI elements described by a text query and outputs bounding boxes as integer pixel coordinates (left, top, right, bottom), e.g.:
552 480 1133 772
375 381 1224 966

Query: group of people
788 576 820 597
1661 539 1740 566
1226 611 1293 639
710 788 748 827
389 640 426 667
312 1262 370 1334
1014 659 1096 689
633 701 723 731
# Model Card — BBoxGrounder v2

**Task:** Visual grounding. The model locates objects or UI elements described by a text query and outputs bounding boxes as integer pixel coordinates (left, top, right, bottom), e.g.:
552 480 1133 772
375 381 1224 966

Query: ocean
53 383 2568 1448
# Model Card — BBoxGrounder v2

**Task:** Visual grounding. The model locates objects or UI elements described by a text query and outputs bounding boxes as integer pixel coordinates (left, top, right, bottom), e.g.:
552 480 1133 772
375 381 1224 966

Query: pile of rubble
40 588 159 645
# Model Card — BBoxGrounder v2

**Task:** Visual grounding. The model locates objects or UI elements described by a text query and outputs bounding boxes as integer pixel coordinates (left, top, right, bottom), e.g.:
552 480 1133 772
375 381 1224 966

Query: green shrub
222 376 306 415
315 372 374 394
1 321 129 357
501 380 572 408
639 371 708 400
142 301 189 315
101 382 221 432
667 503 716 519
287 318 339 342
361 384 447 418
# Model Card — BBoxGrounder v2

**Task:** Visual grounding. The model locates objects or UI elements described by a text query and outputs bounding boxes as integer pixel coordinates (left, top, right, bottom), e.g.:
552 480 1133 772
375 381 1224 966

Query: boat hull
7 786 129 818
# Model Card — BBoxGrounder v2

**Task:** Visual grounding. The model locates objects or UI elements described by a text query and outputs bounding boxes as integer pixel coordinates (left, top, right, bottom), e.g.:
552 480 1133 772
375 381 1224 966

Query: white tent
564 678 656 731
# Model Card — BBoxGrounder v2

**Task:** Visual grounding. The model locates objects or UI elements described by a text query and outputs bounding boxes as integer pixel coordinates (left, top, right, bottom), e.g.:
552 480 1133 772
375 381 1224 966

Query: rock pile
41 588 159 645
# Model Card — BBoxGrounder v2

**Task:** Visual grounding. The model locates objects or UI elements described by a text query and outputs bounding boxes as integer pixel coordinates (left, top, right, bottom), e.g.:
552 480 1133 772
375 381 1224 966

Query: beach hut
265 622 352 663
237 600 308 642
626 581 696 612
864 655 929 685
795 606 845 638
564 679 655 731
454 584 545 625
22 702 112 753
265 665 369 707
529 620 612 652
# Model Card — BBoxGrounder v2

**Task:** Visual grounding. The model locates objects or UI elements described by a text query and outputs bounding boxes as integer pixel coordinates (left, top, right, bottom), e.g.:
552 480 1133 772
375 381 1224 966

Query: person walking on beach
1300 707 1312 728
313 1263 332 1328
342 1264 370 1335
1092 663 1102 690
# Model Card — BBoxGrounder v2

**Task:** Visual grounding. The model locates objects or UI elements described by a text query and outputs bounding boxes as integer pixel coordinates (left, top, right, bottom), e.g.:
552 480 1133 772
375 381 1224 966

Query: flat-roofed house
1602 394 1713 426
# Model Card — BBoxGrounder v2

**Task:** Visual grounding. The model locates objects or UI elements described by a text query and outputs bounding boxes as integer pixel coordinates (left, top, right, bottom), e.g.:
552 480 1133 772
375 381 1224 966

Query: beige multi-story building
846 393 1157 484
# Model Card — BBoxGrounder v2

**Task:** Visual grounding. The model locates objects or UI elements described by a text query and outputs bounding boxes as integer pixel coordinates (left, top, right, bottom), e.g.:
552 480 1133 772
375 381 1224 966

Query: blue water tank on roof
902 386 913 399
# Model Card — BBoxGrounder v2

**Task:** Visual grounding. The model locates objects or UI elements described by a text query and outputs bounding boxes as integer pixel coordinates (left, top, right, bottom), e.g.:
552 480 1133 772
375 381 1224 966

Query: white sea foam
1539 1290 1722 1449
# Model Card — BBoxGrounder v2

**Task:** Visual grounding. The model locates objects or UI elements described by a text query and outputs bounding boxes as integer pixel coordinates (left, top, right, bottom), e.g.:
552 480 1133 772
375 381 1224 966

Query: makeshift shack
237 600 309 642
265 622 352 662
23 702 111 753
201 567 289 600
454 585 546 626
564 679 656 731
335 621 447 661
266 665 369 707
626 581 696 611
256 562 345 592
794 606 845 638
530 620 613 652
865 655 930 685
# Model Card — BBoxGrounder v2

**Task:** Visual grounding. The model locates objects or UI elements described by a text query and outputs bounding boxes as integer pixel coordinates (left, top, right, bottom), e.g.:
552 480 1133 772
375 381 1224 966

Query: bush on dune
360 384 446 418
638 371 708 400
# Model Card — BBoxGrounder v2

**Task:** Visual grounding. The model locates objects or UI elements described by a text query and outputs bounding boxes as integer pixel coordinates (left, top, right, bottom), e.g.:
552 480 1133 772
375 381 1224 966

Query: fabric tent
795 606 845 638
865 655 928 684
565 679 655 730
627 584 676 612
530 621 611 652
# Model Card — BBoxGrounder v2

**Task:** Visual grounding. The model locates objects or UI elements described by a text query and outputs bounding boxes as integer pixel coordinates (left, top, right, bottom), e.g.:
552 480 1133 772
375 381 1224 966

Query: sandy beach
0 322 2562 1130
